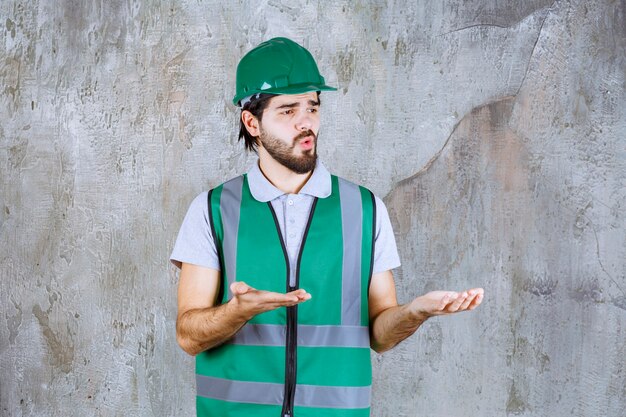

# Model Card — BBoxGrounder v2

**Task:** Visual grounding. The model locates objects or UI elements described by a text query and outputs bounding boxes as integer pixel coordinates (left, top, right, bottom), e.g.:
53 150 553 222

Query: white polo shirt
170 160 401 276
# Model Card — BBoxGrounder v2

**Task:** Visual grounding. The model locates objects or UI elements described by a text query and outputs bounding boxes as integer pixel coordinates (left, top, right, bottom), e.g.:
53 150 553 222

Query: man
171 37 484 417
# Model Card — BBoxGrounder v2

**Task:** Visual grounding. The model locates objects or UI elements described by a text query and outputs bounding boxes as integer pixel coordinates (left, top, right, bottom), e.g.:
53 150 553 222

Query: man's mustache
294 130 317 142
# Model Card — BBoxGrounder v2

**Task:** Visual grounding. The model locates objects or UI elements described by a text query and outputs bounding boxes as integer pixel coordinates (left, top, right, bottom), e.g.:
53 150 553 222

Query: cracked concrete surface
1 0 624 416
438 0 555 36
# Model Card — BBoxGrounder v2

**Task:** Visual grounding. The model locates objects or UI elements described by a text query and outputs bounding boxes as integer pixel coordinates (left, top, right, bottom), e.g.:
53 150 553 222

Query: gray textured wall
1 0 624 416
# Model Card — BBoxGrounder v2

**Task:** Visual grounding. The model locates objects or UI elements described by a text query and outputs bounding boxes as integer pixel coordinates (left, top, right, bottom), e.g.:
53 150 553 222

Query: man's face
257 92 320 174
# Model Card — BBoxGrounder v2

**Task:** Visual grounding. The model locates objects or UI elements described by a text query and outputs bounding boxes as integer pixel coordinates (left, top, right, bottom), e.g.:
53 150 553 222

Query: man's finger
467 293 484 310
458 292 475 310
448 292 467 312
439 292 456 311
288 289 311 301
274 290 311 305
470 288 485 297
234 286 312 312
231 281 252 295
253 290 296 304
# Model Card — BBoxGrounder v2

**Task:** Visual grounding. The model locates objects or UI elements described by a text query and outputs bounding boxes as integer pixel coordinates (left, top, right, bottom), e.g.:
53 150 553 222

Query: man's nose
295 111 313 131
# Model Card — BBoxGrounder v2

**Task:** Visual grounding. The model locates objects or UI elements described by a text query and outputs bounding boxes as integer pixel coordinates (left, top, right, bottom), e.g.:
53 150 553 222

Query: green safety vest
198 174 376 417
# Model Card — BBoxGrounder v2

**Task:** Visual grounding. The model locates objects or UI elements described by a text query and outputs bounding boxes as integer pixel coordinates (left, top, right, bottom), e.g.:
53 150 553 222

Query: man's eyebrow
274 102 299 110
273 99 320 110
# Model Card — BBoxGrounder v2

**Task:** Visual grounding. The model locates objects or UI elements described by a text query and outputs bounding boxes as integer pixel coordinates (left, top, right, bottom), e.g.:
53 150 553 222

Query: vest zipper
283 302 297 416
267 198 318 417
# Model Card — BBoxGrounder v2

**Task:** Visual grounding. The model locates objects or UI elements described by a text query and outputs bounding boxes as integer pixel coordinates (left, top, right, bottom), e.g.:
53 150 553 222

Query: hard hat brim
233 83 337 106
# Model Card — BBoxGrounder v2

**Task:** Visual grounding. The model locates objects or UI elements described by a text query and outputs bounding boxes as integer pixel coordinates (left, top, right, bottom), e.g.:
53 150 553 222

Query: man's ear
241 110 260 137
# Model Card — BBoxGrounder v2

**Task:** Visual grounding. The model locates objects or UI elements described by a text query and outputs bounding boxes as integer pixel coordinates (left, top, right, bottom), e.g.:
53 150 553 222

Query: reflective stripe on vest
197 375 371 409
219 175 244 299
339 178 363 326
200 174 376 416
231 323 369 348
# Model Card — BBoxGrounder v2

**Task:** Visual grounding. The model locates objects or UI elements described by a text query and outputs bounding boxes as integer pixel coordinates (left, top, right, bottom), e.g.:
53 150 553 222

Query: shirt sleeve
170 191 221 271
372 195 401 274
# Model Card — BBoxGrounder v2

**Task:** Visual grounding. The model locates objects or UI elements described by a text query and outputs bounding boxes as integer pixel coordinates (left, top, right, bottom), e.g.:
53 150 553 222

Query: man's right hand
228 281 311 321
176 263 313 355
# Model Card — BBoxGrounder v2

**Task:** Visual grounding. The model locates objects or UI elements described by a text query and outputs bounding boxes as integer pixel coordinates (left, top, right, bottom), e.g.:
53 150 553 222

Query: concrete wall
1 0 624 416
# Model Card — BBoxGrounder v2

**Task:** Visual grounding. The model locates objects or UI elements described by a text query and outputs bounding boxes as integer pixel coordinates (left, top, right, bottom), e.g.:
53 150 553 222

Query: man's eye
308 108 318 113
283 110 293 115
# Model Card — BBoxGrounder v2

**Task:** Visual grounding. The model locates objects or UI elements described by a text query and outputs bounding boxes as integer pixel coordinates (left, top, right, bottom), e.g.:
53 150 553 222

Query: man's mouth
299 136 315 150
296 132 316 151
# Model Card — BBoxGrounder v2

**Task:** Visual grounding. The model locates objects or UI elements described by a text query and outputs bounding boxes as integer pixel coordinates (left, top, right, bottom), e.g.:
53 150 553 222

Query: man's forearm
176 301 248 356
177 281 312 356
369 304 429 353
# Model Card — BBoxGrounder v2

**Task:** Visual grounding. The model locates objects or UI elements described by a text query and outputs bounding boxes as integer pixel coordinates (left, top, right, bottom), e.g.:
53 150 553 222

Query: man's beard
258 128 318 174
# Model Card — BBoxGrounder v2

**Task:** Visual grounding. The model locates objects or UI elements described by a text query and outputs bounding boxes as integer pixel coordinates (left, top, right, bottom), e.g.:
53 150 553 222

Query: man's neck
257 154 314 195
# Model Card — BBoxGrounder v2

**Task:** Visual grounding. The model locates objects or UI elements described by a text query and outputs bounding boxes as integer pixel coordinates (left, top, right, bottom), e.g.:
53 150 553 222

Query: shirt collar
247 159 332 202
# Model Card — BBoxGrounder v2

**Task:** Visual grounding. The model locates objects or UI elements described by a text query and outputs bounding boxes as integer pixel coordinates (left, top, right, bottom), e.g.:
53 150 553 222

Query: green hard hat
233 37 337 106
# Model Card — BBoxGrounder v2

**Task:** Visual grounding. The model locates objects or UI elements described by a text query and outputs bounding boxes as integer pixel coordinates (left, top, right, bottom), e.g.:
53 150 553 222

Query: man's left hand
409 288 484 318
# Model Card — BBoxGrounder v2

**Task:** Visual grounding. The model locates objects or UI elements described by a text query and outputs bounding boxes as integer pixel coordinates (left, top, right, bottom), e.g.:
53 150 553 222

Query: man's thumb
231 281 250 295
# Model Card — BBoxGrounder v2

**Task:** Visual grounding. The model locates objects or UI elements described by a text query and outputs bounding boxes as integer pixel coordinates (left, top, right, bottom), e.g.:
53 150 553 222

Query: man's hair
238 94 275 153
238 92 321 153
